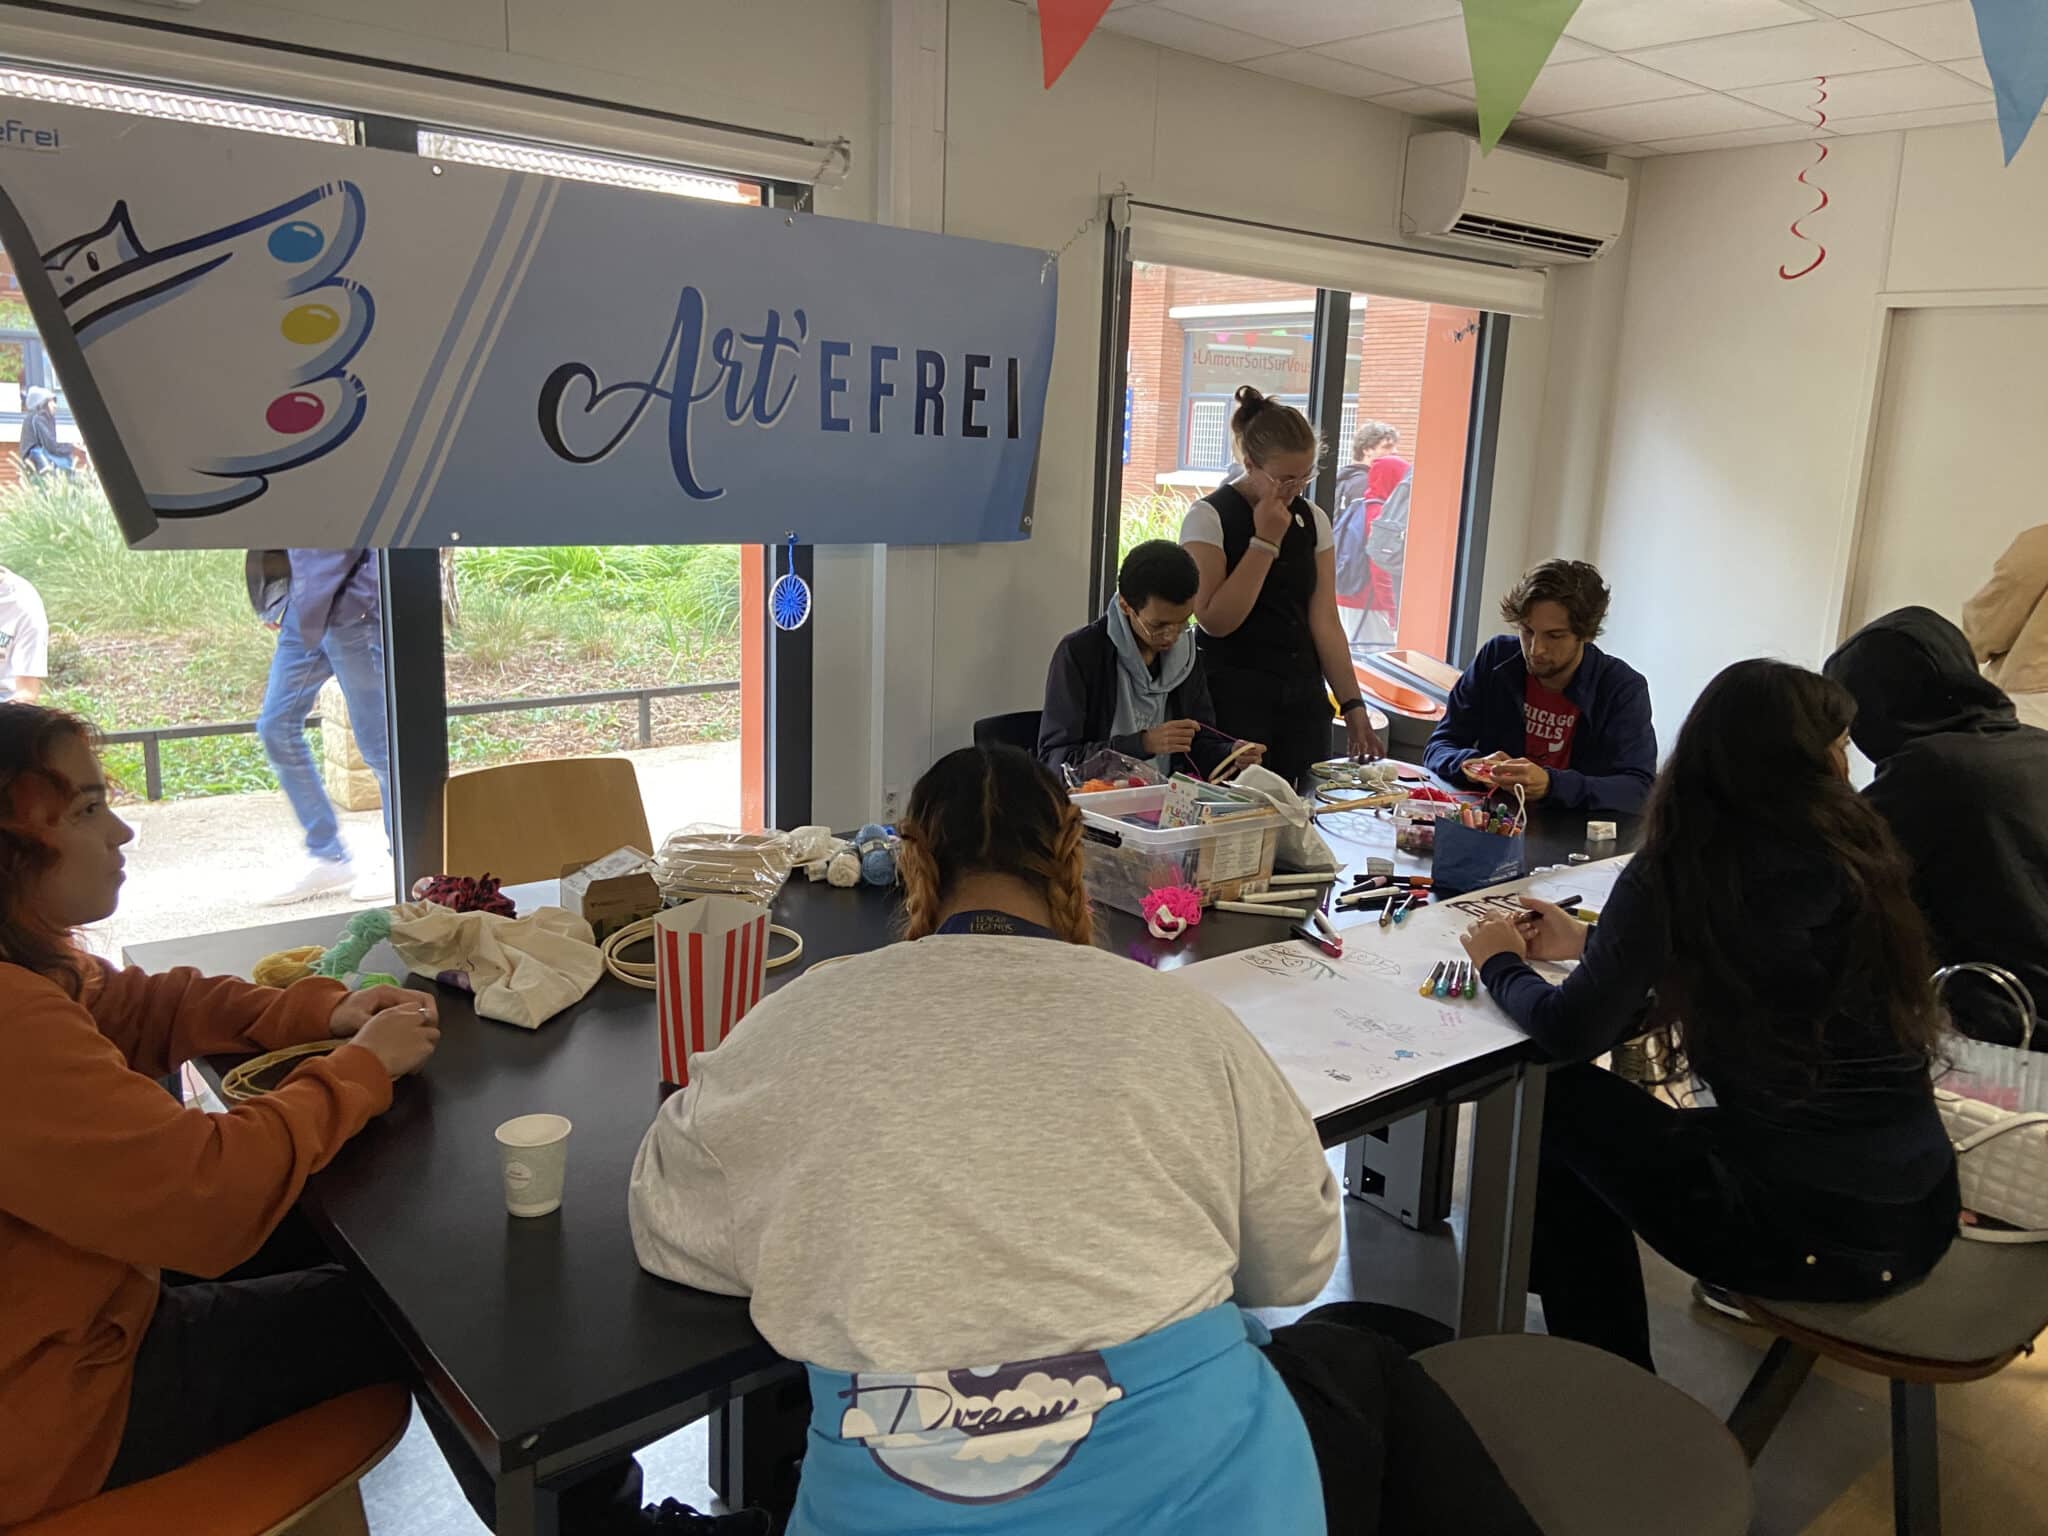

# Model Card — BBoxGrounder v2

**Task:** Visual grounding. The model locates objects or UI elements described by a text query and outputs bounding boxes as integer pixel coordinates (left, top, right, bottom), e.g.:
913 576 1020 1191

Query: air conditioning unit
1401 132 1628 265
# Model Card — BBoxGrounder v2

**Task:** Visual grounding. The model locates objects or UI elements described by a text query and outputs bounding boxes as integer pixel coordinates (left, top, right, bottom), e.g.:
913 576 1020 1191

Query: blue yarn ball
854 822 896 886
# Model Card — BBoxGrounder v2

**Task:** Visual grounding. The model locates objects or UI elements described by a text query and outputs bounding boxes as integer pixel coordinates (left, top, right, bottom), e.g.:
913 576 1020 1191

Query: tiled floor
359 1135 2047 1534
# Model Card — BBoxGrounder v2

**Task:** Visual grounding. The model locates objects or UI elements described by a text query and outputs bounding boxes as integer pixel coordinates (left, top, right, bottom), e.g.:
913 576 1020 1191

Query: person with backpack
1331 425 1409 638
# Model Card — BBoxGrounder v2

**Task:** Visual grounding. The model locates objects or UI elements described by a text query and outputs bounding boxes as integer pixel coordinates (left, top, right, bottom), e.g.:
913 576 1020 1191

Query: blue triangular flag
1968 0 2048 164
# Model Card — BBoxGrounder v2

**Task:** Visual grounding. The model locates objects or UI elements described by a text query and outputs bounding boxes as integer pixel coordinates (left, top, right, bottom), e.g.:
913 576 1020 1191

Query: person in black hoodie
1825 606 2048 1048
1459 660 1958 1372
1037 541 1263 780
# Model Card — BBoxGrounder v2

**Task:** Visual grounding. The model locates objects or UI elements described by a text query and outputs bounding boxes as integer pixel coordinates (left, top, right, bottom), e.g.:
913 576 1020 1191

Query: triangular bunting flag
1039 0 1116 89
1967 0 2048 164
1463 0 1584 152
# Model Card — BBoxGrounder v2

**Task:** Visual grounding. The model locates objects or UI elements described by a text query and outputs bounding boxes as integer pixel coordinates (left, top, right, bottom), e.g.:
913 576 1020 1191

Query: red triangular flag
1040 0 1115 88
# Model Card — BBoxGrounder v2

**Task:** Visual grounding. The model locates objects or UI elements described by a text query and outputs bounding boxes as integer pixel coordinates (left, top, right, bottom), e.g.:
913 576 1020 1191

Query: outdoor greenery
1117 489 1195 569
0 475 745 801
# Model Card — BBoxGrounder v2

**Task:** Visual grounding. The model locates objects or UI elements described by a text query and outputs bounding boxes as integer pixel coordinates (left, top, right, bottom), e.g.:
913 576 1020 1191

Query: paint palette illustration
43 182 374 516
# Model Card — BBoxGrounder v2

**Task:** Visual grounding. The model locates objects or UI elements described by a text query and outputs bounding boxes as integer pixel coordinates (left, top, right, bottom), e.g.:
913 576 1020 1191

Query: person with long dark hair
1181 387 1381 785
1459 661 1959 1372
0 703 442 1525
631 745 1540 1535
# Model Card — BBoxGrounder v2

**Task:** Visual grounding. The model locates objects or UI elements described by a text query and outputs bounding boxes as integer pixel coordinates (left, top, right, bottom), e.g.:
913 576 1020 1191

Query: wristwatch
1337 696 1367 715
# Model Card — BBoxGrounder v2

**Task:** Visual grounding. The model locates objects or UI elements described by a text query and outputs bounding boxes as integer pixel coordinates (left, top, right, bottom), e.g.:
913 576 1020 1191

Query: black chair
973 710 1043 755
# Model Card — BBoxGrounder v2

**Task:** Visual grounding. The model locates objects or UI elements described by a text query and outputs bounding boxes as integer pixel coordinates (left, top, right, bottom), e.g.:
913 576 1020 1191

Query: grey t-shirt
629 935 1339 1372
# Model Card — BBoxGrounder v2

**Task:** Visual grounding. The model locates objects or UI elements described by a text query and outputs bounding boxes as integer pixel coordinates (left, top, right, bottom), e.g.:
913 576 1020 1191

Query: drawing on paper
1340 950 1404 982
1243 947 1339 983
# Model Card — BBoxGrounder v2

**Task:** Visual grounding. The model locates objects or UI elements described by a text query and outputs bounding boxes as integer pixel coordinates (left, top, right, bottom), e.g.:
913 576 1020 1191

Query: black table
134 798 1639 1536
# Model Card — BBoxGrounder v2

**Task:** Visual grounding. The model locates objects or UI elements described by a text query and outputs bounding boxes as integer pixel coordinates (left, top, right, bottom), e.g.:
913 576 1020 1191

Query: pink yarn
1142 884 1203 939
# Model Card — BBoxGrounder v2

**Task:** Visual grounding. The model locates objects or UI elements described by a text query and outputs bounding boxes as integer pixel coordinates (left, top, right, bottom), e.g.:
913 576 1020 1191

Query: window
1113 259 1491 666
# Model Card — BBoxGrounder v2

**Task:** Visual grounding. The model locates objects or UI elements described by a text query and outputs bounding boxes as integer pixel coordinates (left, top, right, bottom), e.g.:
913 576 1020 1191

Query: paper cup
495 1113 572 1217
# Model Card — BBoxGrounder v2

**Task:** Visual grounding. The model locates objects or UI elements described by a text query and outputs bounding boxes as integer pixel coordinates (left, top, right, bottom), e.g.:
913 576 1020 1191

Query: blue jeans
257 608 391 863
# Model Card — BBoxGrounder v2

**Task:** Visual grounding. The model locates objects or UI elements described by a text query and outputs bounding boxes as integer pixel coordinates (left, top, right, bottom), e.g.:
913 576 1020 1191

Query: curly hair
0 703 96 996
899 745 1093 947
1500 559 1611 640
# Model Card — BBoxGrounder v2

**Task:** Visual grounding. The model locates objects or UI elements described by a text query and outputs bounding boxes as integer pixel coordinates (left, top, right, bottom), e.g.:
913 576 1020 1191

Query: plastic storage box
1074 784 1285 916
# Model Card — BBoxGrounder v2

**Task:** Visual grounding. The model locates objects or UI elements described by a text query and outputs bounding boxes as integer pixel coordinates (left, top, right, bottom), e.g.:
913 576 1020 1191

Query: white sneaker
261 857 357 907
349 861 396 904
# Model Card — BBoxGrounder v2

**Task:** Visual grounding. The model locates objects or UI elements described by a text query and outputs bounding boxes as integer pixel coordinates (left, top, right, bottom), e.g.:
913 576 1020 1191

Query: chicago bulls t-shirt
1523 676 1581 770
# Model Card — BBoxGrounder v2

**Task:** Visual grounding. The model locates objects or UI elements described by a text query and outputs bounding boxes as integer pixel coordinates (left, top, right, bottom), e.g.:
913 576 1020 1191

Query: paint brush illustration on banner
1967 0 2048 165
1463 0 1584 153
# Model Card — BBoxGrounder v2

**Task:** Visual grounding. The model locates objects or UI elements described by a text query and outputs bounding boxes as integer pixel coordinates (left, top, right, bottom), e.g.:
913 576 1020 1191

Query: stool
16 1384 411 1536
1727 1239 2048 1536
1418 1333 1753 1535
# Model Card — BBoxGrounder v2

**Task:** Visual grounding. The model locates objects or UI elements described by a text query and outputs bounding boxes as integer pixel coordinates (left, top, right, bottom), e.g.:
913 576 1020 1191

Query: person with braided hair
631 745 1539 1535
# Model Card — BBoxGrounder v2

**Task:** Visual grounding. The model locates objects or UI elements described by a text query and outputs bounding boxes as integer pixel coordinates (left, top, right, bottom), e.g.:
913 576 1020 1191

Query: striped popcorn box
653 896 771 1088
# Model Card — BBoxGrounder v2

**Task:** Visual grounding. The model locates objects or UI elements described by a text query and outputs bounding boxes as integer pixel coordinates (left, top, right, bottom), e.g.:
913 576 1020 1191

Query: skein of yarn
853 823 897 887
826 850 861 888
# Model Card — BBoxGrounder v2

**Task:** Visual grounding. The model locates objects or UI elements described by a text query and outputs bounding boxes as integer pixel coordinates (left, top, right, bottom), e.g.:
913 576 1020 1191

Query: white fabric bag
1932 963 2048 1243
386 902 604 1029
1230 764 1338 872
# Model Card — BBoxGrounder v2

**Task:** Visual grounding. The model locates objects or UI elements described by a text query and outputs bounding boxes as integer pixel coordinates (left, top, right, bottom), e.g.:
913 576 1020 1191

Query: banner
1967 0 2048 165
0 100 1057 549
1462 0 1584 153
1040 0 1116 89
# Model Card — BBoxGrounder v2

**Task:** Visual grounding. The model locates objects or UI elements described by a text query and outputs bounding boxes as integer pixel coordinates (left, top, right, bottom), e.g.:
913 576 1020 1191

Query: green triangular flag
1464 0 1583 152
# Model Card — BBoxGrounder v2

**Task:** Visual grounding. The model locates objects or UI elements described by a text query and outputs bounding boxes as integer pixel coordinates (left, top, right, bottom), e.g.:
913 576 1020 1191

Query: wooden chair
1725 1239 2048 1536
1419 1333 1753 1535
442 756 653 886
15 1384 409 1536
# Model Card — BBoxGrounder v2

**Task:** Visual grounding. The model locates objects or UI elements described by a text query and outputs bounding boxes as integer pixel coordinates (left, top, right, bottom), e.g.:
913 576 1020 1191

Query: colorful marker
1419 961 1446 998
1433 963 1453 999
1461 960 1479 999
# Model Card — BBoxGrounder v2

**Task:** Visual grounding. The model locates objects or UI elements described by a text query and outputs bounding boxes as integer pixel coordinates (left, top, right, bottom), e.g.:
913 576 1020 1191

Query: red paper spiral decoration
1780 78 1830 282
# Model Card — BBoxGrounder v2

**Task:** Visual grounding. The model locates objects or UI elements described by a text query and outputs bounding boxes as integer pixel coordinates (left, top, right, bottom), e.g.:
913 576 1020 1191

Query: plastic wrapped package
653 825 793 907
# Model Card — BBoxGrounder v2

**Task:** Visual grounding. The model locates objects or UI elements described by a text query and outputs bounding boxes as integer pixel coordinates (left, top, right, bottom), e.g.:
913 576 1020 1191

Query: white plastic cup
495 1114 572 1218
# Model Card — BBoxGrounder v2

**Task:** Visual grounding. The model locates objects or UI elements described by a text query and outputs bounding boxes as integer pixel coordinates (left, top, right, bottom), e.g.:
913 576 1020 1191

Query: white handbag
1932 963 2048 1244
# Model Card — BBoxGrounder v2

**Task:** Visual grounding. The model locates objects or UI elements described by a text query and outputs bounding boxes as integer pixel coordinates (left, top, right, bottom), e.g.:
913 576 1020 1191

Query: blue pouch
1432 819 1525 895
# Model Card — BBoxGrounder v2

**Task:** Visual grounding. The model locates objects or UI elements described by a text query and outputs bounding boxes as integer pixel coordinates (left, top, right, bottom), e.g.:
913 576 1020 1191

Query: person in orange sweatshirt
0 702 443 1525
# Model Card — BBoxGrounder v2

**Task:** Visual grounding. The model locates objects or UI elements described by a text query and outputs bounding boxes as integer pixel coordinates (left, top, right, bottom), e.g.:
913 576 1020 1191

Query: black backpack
1363 474 1413 585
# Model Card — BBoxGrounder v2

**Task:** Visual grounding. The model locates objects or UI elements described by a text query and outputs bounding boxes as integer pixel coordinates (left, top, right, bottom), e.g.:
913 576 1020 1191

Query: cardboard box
560 847 661 941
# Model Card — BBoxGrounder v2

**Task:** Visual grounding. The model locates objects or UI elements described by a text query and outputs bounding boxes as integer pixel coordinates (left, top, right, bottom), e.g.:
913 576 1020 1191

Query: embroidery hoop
770 534 811 631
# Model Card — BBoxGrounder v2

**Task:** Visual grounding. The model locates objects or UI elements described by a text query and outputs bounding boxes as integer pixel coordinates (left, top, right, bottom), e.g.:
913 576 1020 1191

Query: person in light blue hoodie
630 745 1539 1535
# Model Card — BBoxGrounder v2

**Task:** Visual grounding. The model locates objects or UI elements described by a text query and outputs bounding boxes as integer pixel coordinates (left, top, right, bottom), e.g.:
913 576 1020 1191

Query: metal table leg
709 1371 811 1518
1457 1062 1548 1337
493 1466 558 1536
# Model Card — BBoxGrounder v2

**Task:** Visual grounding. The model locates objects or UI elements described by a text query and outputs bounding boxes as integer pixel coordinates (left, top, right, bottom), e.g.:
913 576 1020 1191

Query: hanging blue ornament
770 534 811 632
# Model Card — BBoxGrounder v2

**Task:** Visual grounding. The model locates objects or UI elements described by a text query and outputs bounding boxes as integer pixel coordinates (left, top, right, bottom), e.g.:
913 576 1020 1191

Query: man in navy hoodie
1425 560 1655 813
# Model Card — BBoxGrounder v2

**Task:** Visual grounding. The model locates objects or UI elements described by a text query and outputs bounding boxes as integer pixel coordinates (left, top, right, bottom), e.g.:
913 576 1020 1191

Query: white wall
36 0 1560 824
1585 119 2048 735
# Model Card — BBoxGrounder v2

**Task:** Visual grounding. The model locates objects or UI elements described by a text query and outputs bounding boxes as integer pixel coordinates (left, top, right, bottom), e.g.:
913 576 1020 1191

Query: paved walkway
91 741 742 960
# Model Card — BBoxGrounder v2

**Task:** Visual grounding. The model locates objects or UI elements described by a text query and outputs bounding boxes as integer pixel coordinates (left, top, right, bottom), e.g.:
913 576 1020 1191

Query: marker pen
1419 961 1446 998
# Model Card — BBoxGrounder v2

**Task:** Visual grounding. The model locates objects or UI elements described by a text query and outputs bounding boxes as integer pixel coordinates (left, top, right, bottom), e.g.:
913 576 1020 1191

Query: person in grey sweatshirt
629 745 1538 1536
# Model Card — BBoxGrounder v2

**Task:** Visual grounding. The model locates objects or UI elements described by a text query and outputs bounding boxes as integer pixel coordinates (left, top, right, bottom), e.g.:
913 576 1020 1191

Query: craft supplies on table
1075 780 1283 916
559 847 661 941
653 826 793 907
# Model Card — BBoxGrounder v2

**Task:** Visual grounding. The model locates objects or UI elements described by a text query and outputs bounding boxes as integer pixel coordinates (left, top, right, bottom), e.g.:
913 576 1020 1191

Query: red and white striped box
653 896 771 1088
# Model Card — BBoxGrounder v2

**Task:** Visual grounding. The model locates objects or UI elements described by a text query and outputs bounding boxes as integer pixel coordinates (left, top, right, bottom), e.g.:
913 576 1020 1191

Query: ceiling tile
1324 0 1467 33
1096 5 1275 62
1318 18 1595 85
1802 0 1952 14
1943 57 1992 88
1624 20 1920 88
1824 101 2000 135
1514 56 1706 116
1642 123 1834 152
1240 49 1417 97
1550 93 1797 140
1565 0 1810 52
1158 0 1422 49
1850 1 1983 61
1735 63 1987 118
1369 85 1477 123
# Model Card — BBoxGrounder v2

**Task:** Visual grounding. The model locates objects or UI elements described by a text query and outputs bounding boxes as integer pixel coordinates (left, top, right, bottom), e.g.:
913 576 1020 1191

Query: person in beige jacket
1963 524 2048 730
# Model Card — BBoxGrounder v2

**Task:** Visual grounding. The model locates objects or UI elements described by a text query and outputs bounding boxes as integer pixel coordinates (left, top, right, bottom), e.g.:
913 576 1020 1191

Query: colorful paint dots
266 391 327 435
267 221 326 263
280 303 341 346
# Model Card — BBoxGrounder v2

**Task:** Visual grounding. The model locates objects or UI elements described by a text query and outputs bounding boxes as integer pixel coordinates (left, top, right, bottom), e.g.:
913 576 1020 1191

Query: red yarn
410 872 517 917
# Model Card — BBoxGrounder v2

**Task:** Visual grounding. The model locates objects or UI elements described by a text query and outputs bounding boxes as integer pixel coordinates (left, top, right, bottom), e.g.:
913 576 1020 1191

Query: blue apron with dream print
790 1304 1322 1535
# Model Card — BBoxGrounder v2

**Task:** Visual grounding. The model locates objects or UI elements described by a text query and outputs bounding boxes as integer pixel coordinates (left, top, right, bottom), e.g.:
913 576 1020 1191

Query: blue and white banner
0 101 1057 548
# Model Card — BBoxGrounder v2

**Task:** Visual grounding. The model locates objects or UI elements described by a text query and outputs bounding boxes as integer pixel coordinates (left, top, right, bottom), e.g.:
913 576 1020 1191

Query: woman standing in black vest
1181 387 1381 786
